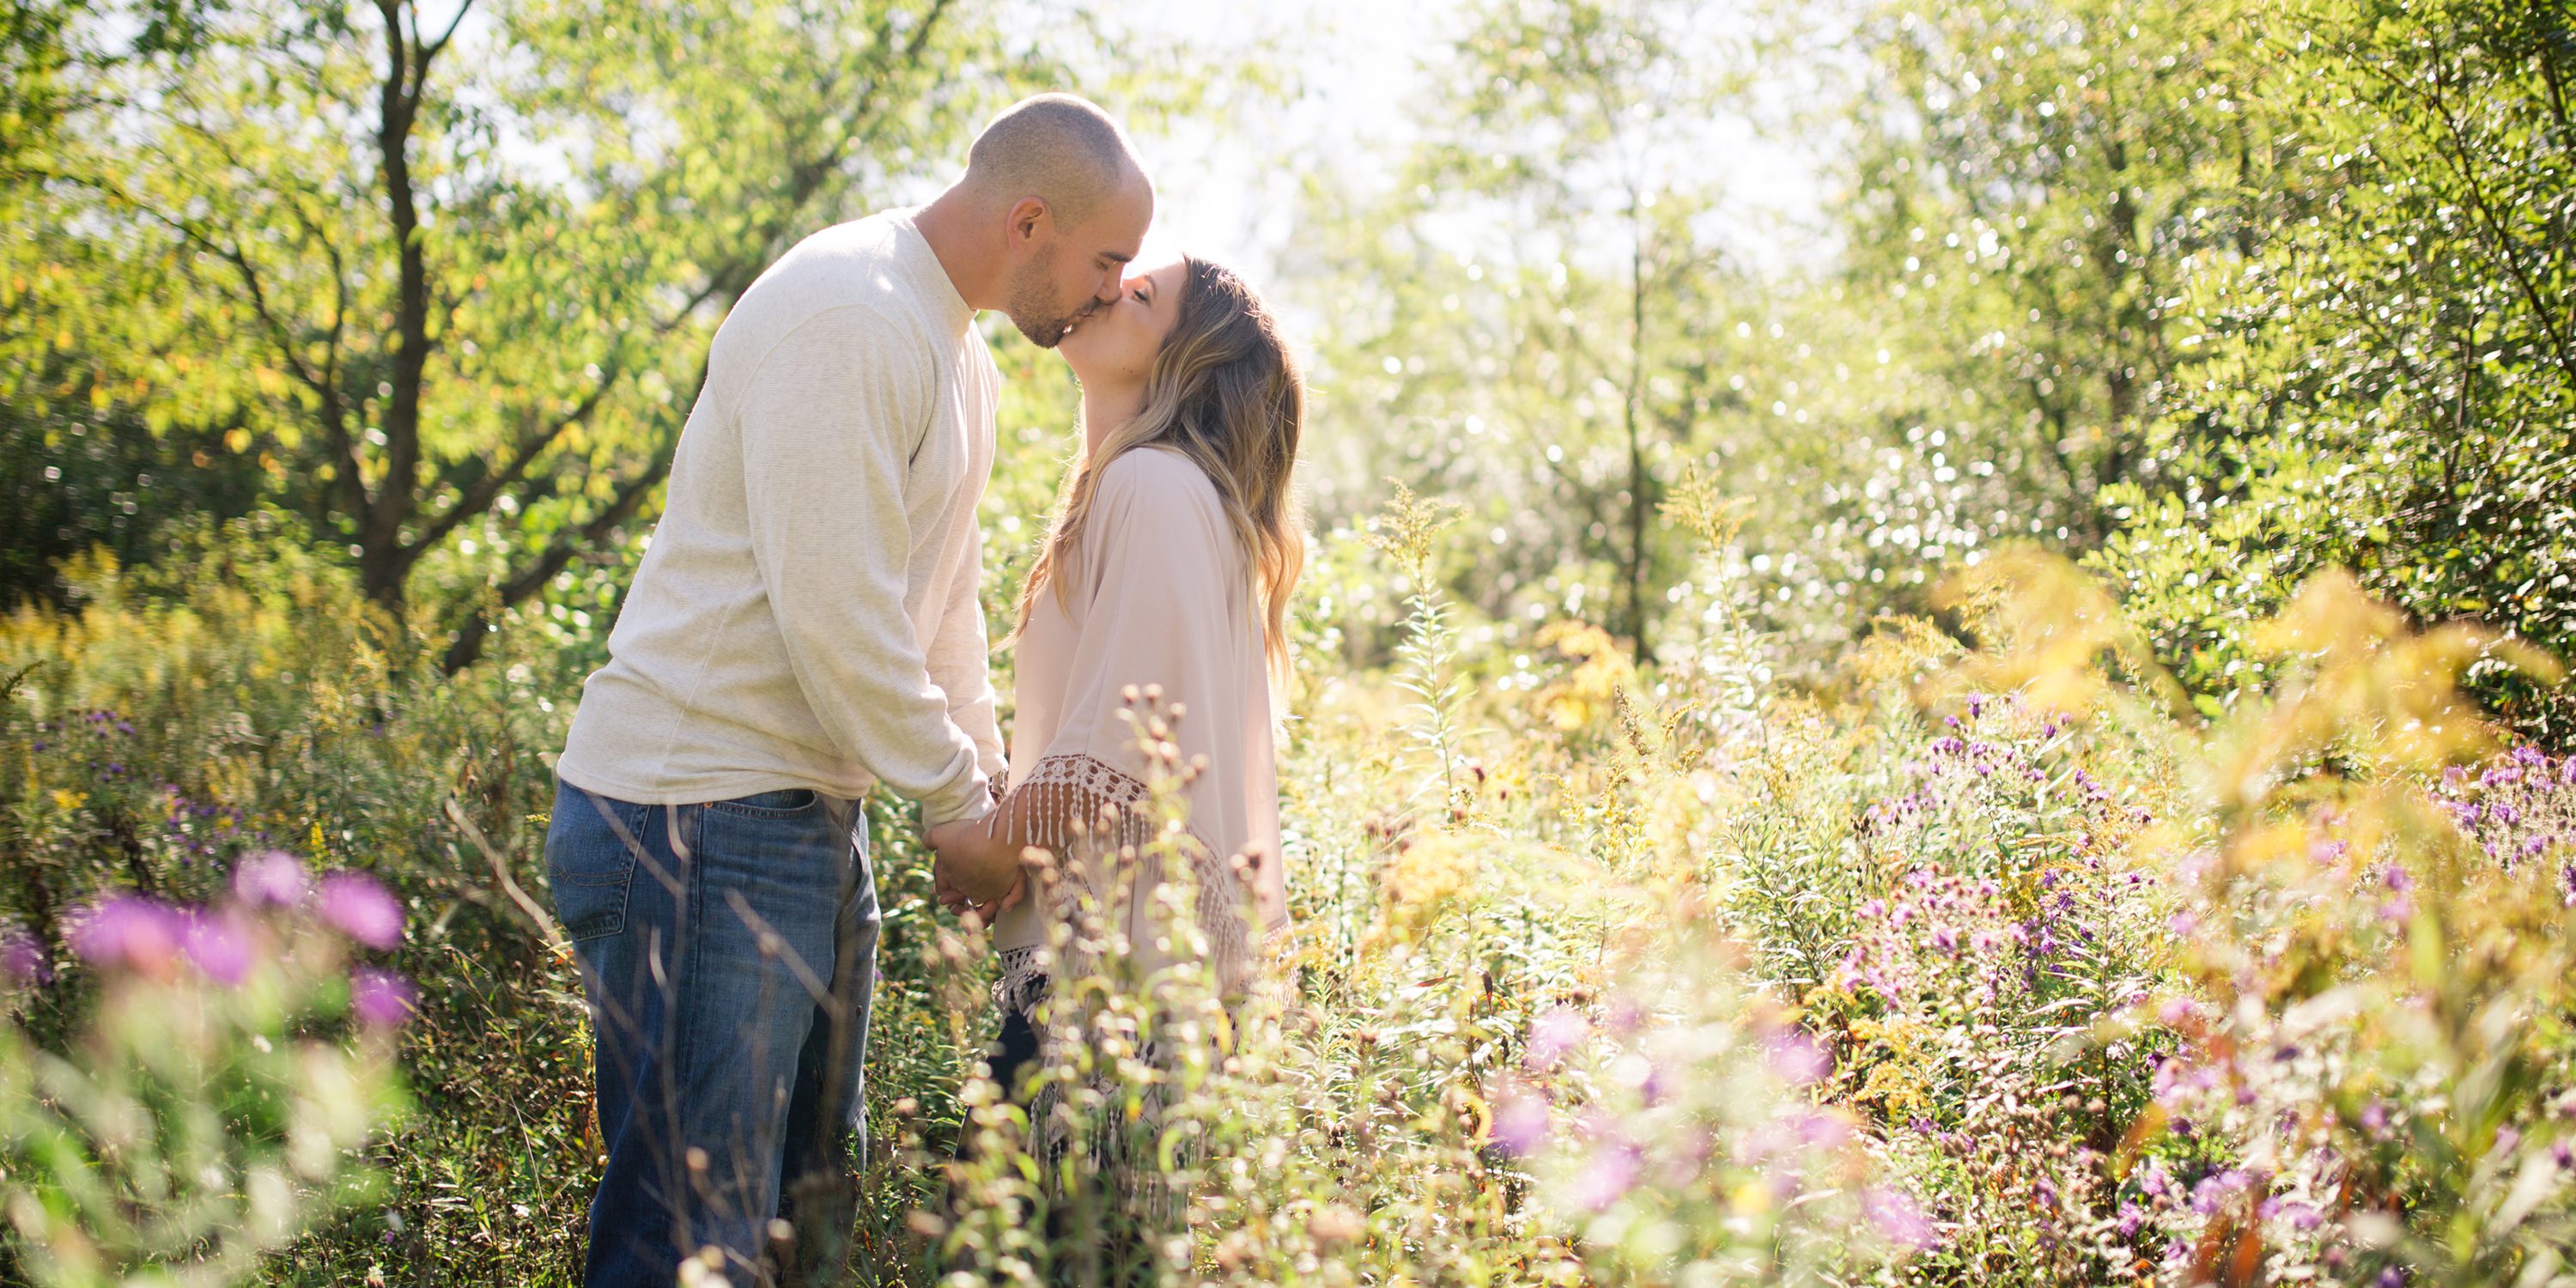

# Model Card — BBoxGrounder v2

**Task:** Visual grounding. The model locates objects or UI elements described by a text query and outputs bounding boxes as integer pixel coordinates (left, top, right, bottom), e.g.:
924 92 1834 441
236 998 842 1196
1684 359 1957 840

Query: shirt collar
889 209 975 338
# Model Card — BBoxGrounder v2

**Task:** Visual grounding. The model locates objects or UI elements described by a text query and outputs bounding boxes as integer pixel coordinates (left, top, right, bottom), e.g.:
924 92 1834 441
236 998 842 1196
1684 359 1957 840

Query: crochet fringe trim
987 752 1256 1012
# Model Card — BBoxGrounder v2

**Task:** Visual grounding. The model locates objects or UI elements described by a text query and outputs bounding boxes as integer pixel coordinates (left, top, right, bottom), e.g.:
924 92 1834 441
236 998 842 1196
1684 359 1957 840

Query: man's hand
928 819 1025 923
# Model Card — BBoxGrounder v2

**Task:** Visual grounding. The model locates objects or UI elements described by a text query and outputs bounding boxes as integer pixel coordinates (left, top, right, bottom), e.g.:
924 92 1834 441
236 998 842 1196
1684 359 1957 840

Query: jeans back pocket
545 785 645 943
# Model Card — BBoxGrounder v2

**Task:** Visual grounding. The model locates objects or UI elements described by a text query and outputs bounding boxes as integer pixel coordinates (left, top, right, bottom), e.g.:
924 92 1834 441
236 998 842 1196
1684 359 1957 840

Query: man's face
1003 179 1152 349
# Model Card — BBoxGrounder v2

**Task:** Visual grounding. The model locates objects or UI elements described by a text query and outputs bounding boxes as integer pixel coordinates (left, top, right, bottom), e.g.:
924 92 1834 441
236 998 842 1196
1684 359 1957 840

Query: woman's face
1059 256 1188 395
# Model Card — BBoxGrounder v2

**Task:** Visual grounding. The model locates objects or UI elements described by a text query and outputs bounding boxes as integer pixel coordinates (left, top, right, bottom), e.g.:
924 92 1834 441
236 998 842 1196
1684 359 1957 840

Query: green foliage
10 0 2576 1283
1 0 1058 664
1834 0 2257 547
2096 0 2576 739
1299 0 1757 660
0 869 410 1288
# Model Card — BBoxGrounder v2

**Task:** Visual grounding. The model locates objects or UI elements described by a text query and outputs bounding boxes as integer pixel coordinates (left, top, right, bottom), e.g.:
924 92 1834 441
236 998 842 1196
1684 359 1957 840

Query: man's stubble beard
1005 252 1089 349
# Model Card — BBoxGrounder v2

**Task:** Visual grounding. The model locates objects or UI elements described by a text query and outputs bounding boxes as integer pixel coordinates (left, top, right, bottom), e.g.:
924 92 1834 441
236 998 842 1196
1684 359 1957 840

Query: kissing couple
539 94 1302 1285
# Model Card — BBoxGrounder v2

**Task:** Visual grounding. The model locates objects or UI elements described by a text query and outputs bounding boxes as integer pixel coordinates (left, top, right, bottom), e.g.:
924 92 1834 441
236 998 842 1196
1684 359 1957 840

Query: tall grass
3 501 2573 1285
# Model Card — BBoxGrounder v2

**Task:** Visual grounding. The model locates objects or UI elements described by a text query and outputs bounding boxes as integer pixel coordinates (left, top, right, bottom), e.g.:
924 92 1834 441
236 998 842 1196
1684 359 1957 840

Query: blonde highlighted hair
1013 257 1305 684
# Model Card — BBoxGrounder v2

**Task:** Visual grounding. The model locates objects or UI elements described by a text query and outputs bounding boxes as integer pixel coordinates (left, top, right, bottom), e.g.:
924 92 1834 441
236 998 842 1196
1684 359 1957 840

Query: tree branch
406 359 624 561
440 431 678 674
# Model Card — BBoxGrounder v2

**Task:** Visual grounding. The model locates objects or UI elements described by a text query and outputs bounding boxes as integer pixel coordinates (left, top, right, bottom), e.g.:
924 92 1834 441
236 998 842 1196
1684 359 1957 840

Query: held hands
927 817 1027 925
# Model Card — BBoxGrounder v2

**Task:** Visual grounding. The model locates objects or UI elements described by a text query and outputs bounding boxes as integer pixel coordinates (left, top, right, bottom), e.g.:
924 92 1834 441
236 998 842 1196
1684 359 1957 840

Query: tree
2097 0 2576 736
1300 0 1751 662
1831 0 2259 549
5 0 1043 668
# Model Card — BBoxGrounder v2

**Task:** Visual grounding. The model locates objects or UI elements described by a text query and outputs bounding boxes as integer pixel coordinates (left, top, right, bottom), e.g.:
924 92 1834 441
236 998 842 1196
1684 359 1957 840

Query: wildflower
319 872 404 950
1525 1006 1588 1071
1862 1187 1935 1252
350 968 419 1028
2189 1170 2247 1216
1571 1137 1641 1212
1491 1090 1550 1155
2114 1201 2146 1238
0 922 46 984
182 908 253 985
69 895 184 973
234 849 310 907
1767 1030 1832 1086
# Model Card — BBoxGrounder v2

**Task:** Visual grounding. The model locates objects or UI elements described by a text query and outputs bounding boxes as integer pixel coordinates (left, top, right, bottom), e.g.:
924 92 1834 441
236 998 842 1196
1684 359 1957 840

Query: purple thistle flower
68 895 183 972
181 909 253 985
0 922 47 984
319 872 404 950
350 967 418 1028
1863 1187 1935 1251
1491 1090 1550 1155
1525 1006 1588 1071
1767 1030 1832 1086
232 849 309 908
1570 1138 1641 1212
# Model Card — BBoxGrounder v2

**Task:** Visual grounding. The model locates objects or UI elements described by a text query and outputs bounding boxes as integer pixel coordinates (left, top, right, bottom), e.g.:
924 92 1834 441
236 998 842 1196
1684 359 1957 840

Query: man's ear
1007 196 1051 246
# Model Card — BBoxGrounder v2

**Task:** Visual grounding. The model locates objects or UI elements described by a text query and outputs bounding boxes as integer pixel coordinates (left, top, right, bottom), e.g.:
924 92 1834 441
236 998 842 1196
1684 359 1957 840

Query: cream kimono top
987 446 1284 1005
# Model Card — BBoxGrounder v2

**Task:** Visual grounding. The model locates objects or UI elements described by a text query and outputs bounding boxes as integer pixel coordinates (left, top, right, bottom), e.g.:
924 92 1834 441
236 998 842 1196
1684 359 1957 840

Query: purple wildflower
2115 1202 2147 1238
181 909 253 985
1526 1006 1588 1070
350 967 418 1028
233 850 309 908
1570 1138 1641 1212
1491 1091 1550 1155
68 895 183 972
1768 1030 1832 1086
0 922 46 984
1863 1187 1935 1252
319 872 404 950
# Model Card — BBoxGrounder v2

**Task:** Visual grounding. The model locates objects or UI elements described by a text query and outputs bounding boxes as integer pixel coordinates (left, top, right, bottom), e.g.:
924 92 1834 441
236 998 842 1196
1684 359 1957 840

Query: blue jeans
544 778 879 1287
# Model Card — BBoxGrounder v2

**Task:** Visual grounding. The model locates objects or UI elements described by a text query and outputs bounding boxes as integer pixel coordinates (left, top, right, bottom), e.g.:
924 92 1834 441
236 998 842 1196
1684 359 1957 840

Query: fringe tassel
1002 753 1256 999
992 944 1052 1015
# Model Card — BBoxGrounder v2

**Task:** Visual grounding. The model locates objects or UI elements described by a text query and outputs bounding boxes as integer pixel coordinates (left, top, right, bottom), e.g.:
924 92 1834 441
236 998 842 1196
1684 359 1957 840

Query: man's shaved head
963 93 1150 225
914 93 1152 346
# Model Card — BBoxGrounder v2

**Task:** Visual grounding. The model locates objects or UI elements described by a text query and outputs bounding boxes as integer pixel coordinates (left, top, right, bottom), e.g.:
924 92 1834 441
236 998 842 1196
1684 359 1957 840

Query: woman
931 253 1303 1101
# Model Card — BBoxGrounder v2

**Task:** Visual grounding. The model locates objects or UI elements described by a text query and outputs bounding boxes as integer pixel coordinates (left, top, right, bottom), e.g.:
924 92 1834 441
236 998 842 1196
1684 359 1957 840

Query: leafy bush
0 854 410 1286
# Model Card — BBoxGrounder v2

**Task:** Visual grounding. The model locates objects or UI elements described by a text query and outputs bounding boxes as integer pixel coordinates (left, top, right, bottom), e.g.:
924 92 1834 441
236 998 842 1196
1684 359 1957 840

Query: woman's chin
1058 331 1106 379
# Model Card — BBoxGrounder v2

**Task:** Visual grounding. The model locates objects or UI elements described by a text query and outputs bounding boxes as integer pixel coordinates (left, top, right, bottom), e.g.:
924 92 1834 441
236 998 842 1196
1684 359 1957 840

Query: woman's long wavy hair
1013 256 1305 685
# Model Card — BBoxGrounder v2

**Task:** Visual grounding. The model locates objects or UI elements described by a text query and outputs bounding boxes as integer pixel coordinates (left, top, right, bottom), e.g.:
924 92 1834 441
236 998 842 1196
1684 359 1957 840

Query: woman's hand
928 819 1026 922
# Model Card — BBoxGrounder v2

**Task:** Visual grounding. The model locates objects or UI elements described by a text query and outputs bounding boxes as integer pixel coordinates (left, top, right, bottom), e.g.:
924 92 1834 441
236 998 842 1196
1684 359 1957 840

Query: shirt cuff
922 775 996 829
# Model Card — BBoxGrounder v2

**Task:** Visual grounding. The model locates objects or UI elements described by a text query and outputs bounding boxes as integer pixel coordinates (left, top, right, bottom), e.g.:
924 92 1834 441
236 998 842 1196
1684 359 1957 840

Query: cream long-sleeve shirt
557 210 1004 827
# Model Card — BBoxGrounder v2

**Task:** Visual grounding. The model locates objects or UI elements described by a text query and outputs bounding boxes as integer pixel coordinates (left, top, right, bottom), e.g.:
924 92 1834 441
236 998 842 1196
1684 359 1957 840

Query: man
543 94 1152 1286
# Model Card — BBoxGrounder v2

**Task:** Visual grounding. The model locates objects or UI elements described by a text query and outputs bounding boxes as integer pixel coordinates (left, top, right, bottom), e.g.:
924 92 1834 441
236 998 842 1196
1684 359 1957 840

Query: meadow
6 0 2576 1285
